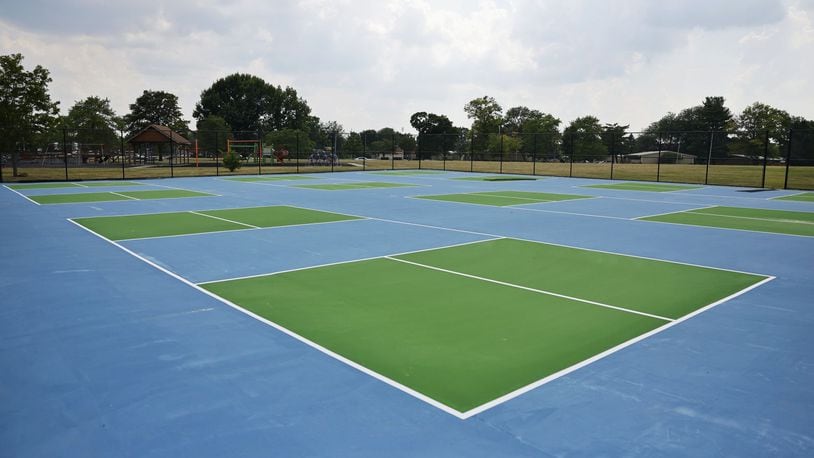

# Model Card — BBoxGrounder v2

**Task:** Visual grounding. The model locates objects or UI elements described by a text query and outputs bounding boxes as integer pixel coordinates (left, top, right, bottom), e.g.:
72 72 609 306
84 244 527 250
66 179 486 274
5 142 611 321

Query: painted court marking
385 256 674 322
109 192 140 201
2 185 42 205
66 200 776 420
189 211 260 229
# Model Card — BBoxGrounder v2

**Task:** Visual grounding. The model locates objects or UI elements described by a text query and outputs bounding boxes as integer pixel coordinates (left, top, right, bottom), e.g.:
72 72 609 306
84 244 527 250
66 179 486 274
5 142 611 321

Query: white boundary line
197 237 503 285
2 185 42 205
632 205 718 220
682 210 814 225
73 182 89 187
459 275 775 418
294 182 425 191
116 217 367 243
768 191 813 201
386 257 674 322
66 218 470 420
512 206 632 221
66 203 778 420
636 217 814 239
109 192 140 200
579 183 704 193
189 211 260 229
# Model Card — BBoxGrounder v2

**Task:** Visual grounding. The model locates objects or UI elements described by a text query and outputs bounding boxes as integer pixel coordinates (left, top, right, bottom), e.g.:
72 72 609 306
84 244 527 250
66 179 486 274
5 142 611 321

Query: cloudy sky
1 0 812 132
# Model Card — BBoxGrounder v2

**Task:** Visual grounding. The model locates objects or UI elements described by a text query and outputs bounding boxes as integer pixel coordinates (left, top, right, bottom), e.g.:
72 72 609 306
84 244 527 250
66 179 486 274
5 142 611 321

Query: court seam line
188 211 260 229
472 191 595 203
294 183 425 191
406 195 591 209
109 192 141 200
68 203 305 220
360 216 773 277
196 237 505 285
459 274 776 418
636 217 814 239
681 210 814 225
65 218 469 420
511 206 632 221
2 185 43 205
768 191 811 201
384 257 674 322
632 205 718 220
113 217 368 242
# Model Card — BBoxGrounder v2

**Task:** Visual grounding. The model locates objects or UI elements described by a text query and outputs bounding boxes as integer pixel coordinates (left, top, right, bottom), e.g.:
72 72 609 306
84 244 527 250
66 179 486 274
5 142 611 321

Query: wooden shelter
127 124 192 165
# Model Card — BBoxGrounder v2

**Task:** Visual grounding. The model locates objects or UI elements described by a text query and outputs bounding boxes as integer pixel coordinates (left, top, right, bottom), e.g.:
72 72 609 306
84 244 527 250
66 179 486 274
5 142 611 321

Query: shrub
223 150 240 171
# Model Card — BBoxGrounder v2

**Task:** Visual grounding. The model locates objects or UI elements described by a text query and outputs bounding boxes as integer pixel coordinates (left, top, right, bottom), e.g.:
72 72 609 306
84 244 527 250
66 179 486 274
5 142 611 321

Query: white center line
385 256 675 322
109 192 139 200
189 211 260 228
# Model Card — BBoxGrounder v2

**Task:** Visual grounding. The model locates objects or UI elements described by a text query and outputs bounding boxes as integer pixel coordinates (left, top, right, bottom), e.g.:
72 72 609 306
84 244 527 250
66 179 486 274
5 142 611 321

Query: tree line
2 52 813 176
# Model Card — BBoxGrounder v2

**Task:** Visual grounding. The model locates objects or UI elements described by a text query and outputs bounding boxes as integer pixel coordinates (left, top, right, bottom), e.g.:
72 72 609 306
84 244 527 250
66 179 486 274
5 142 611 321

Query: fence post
331 131 336 172
532 133 538 176
296 131 300 173
63 127 69 181
257 130 262 175
568 132 574 177
499 132 504 174
361 132 366 172
120 130 126 180
656 133 663 182
609 132 616 180
784 129 793 189
391 132 395 170
469 133 474 173
417 133 422 170
761 130 769 188
215 131 220 176
704 131 713 185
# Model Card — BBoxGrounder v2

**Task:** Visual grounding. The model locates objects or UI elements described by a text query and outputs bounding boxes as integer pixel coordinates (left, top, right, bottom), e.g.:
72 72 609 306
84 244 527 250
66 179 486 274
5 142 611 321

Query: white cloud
0 0 811 132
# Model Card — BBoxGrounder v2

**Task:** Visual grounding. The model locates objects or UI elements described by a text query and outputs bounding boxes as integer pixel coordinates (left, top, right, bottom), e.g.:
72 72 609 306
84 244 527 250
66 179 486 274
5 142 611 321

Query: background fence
1 127 812 190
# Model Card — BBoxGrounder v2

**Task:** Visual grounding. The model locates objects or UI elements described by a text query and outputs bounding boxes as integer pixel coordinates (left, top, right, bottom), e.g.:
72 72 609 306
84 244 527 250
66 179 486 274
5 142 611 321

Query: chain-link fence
1 127 812 190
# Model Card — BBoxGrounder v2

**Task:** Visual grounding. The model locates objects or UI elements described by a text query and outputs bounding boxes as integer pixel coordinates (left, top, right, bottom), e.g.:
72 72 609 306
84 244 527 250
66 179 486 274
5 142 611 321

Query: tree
125 90 187 134
193 73 313 134
562 116 607 161
343 132 364 157
502 107 562 160
0 53 60 176
196 115 232 156
410 111 458 158
263 128 314 156
464 96 503 148
65 96 120 149
601 123 630 162
731 102 791 158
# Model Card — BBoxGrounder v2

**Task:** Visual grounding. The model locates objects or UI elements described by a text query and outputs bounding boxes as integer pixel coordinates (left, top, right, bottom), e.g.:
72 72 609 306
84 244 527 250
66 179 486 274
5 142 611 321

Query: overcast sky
1 0 812 133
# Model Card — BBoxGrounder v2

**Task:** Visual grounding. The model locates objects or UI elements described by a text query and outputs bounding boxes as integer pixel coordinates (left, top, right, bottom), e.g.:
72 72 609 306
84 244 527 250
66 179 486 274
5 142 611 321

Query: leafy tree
0 53 60 176
343 132 364 157
503 107 562 159
464 96 502 148
487 134 523 160
125 90 187 134
601 123 630 161
562 116 607 161
193 73 313 134
730 102 791 158
786 117 814 161
196 115 232 156
263 128 314 156
65 96 120 148
410 111 457 158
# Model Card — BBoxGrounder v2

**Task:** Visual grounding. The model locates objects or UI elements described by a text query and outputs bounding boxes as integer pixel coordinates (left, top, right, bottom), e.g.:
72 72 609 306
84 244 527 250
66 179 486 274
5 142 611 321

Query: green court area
369 170 444 176
201 238 766 414
416 190 591 206
225 175 316 182
773 192 814 202
294 181 417 190
585 182 702 192
8 181 142 190
73 205 361 240
639 206 814 236
453 175 539 182
30 189 214 205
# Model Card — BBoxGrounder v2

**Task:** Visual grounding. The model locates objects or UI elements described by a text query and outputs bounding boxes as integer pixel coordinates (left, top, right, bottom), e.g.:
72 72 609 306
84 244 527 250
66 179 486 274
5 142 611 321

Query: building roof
625 150 696 158
127 124 191 145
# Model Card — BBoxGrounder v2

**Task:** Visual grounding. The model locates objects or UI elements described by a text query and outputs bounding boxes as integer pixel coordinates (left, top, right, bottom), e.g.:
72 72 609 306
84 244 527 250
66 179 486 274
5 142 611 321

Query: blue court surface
2 171 813 457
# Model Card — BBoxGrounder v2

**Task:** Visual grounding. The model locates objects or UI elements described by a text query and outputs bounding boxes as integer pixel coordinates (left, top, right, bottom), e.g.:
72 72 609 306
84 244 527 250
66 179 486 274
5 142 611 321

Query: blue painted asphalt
2 171 813 457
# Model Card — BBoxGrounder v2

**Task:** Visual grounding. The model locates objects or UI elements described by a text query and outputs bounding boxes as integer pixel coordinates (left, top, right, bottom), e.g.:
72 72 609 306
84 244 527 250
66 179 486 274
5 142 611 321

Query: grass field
199 238 767 415
639 206 814 236
416 191 591 206
73 206 361 240
5 161 813 190
584 182 702 192
28 189 214 204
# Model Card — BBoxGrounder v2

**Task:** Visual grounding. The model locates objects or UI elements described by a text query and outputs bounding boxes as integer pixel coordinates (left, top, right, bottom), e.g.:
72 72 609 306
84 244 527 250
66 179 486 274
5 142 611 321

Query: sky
1 0 812 133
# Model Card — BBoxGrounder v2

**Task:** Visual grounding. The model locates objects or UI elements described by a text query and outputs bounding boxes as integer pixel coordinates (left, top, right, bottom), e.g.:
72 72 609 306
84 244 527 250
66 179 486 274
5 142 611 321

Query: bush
222 150 240 171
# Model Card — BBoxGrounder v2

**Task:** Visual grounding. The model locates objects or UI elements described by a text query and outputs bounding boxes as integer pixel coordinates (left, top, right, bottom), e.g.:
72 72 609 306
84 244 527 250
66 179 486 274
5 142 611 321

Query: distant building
624 151 696 164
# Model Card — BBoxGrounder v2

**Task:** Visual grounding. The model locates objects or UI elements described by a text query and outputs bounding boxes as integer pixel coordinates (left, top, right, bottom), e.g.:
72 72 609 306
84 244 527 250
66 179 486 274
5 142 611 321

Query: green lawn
201 238 766 414
416 191 591 206
73 205 361 240
639 206 814 236
29 189 213 204
295 182 417 190
584 182 702 192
